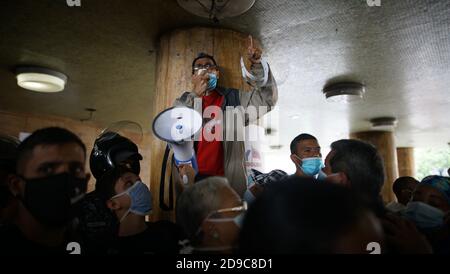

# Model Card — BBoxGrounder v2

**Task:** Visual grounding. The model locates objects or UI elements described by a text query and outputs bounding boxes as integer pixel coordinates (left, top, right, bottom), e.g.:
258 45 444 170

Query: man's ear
340 172 351 188
106 199 120 211
290 154 301 166
8 174 24 197
215 68 220 79
201 220 220 241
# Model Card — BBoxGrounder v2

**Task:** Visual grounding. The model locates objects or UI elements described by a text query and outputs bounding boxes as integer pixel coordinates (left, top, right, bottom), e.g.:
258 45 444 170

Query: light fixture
269 145 283 150
16 67 67 93
289 114 300 120
370 117 398 131
177 0 255 22
323 82 365 103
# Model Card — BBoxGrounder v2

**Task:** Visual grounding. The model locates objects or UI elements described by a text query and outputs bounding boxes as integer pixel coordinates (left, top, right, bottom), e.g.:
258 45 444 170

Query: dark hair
95 166 133 201
192 52 217 74
239 177 369 254
0 135 19 174
290 133 317 154
329 139 385 205
392 176 418 196
16 127 86 174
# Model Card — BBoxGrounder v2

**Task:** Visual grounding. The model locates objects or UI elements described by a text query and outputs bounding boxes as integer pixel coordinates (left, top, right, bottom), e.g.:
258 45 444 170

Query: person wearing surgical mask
289 133 326 179
402 176 450 254
173 37 278 198
96 167 181 254
176 177 246 254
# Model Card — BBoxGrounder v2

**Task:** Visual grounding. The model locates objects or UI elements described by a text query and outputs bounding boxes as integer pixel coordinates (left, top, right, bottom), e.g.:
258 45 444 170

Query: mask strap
292 154 302 165
293 154 305 173
119 209 131 223
111 181 140 222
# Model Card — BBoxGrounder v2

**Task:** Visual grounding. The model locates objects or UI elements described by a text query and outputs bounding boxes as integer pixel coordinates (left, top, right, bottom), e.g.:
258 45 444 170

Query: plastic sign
66 242 81 254
366 242 381 254
366 0 381 7
67 0 81 7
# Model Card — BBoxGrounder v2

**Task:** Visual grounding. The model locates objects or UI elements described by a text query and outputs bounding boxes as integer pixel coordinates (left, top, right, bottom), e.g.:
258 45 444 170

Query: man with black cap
174 36 278 197
76 131 143 254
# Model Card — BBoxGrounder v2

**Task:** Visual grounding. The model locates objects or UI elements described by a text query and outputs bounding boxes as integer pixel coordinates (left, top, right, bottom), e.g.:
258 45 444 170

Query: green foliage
415 147 450 181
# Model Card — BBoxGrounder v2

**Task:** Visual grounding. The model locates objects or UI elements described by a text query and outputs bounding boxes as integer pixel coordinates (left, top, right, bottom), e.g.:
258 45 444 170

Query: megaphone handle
182 175 189 185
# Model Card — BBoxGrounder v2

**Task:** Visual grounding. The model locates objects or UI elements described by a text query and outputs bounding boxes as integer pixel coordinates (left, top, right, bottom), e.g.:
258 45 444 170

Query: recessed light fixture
269 145 283 150
323 82 365 103
177 0 255 22
16 67 68 93
290 114 300 120
370 117 398 131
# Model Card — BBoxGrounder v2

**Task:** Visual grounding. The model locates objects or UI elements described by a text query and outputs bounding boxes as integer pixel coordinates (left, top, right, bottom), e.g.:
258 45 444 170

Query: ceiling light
323 82 365 103
177 0 255 22
16 67 68 93
290 114 300 120
370 117 398 131
269 145 283 150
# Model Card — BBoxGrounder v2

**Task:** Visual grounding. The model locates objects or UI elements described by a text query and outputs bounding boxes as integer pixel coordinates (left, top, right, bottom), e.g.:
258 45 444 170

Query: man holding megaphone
173 36 278 197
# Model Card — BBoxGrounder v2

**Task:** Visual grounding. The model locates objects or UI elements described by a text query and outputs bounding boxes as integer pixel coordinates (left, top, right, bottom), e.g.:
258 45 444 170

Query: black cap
89 132 142 180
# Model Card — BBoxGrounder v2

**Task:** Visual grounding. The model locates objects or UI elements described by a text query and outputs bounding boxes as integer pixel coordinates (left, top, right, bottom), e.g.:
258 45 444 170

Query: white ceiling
1 0 449 165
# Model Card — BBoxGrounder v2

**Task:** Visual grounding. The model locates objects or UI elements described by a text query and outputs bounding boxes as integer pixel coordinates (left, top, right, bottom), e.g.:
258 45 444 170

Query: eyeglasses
204 201 248 221
193 64 217 72
195 201 247 237
215 201 248 215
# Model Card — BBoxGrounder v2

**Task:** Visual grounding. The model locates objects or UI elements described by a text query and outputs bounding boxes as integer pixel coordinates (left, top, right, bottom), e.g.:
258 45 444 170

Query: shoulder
218 87 240 107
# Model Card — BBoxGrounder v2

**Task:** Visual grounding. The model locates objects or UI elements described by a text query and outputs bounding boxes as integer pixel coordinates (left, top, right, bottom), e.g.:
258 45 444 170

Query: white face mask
193 213 245 253
402 201 445 229
205 212 246 229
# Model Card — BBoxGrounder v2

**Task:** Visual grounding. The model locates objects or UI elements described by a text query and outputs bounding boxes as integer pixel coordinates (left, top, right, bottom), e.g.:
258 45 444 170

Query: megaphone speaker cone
152 106 202 143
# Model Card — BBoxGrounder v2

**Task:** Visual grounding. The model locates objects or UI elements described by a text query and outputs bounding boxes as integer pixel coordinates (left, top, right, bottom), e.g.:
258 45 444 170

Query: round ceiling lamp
16 67 68 93
177 0 255 22
323 82 365 103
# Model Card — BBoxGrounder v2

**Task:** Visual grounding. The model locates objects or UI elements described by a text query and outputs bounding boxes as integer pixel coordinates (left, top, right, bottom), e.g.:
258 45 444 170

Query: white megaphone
152 106 203 184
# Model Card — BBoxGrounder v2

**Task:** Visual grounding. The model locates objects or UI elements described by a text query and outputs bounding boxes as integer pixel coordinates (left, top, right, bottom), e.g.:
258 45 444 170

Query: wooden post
397 147 415 178
149 27 258 221
350 131 399 203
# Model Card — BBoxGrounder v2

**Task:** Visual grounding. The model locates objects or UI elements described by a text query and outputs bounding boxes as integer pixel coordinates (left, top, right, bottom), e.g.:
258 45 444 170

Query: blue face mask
402 201 445 229
295 156 323 176
112 180 153 222
207 73 218 91
243 188 256 204
317 170 328 181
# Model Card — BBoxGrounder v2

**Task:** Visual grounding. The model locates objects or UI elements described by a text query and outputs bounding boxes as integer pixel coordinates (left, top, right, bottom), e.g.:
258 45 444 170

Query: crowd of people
1 126 449 255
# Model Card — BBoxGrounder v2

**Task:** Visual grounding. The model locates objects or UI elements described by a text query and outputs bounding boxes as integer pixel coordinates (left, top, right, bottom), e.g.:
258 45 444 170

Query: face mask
317 170 328 181
112 180 152 222
295 156 323 176
207 73 218 91
243 188 256 204
21 173 88 227
402 201 445 229
205 212 246 228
